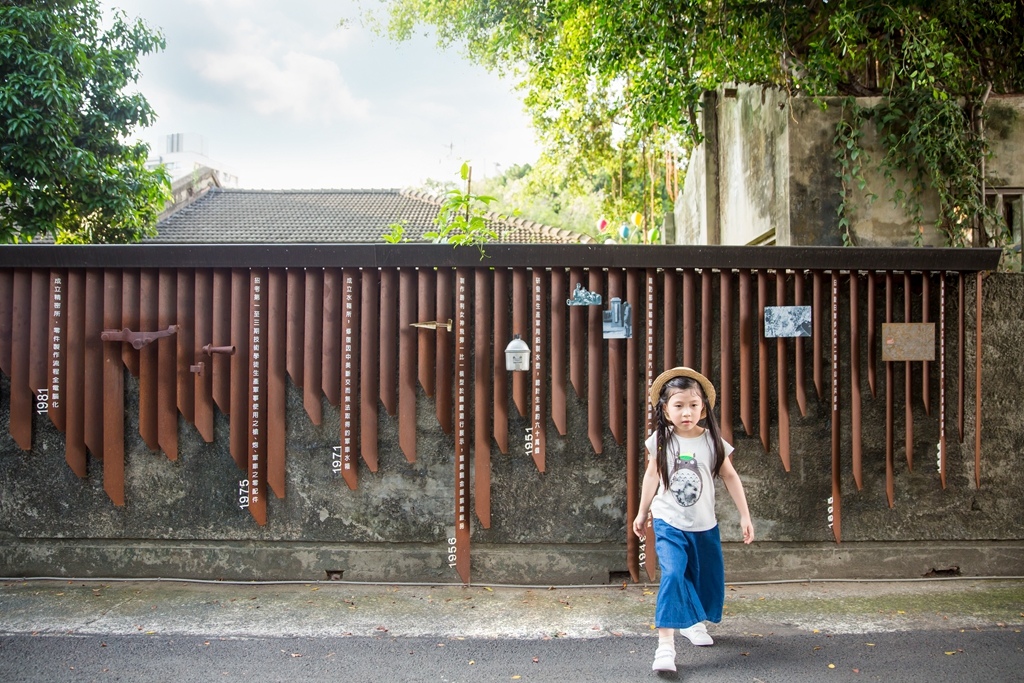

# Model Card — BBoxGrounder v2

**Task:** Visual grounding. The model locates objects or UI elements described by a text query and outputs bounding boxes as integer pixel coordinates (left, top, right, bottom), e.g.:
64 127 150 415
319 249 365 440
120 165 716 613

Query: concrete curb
1 578 1021 640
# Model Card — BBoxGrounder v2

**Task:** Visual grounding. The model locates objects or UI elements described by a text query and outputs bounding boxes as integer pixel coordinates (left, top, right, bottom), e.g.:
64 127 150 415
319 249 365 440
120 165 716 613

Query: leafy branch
425 161 517 258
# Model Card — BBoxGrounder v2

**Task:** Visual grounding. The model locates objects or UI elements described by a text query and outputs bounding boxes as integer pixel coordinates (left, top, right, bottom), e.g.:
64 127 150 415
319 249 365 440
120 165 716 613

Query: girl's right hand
632 512 650 539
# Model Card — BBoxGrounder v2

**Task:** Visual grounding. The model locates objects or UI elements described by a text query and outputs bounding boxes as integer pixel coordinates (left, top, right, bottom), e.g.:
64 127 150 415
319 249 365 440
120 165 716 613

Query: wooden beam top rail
0 245 1003 272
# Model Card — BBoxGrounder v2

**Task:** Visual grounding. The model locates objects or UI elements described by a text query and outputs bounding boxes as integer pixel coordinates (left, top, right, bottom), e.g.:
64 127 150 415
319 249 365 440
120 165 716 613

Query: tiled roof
149 187 592 244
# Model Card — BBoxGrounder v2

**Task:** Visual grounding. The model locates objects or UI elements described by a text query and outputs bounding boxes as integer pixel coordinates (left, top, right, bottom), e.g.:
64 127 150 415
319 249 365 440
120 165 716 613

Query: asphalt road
1 628 1021 682
1 579 1021 682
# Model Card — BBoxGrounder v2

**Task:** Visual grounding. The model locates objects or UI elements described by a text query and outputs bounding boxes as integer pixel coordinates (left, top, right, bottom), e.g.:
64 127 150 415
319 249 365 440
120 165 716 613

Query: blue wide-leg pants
653 518 725 629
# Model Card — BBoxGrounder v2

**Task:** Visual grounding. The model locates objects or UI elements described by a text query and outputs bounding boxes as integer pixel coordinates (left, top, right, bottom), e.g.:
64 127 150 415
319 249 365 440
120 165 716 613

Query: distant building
146 133 239 189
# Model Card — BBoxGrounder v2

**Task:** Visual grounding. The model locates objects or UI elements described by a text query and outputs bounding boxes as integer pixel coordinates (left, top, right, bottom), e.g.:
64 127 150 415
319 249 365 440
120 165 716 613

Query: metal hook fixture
101 325 178 349
411 319 453 332
191 344 237 374
201 344 236 356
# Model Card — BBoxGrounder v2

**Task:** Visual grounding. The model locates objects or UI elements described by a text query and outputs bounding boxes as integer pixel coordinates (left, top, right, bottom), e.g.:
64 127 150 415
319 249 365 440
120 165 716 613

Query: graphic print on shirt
668 453 703 507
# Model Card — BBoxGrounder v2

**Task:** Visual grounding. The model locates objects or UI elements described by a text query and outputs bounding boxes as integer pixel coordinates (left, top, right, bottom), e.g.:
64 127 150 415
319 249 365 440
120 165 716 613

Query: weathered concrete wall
675 142 707 245
2 274 1024 583
717 85 790 246
679 88 1024 247
788 95 945 247
983 96 1024 185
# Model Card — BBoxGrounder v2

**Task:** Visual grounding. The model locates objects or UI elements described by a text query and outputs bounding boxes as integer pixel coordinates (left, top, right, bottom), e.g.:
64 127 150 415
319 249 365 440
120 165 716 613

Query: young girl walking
632 367 755 673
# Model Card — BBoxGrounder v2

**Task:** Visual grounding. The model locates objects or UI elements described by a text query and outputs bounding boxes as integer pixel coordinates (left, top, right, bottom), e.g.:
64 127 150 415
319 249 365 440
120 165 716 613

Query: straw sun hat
648 366 716 410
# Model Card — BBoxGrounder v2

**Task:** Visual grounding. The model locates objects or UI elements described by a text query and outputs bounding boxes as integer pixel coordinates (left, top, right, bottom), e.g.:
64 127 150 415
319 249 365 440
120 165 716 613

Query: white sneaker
679 622 714 646
652 643 677 672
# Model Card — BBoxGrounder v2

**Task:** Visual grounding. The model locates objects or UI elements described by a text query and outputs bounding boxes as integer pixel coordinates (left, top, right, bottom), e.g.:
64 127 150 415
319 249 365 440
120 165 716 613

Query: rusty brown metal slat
757 270 770 453
720 270 734 445
156 269 177 460
738 270 753 435
435 268 453 435
607 268 624 445
645 270 657 440
29 269 47 394
793 271 807 417
492 268 509 454
121 269 140 378
530 268 547 472
399 269 418 463
48 270 66 432
701 269 713 377
361 268 380 470
0 269 12 377
340 269 360 489
229 269 249 469
285 268 305 389
958 273 965 443
922 276 931 416
321 268 342 407
775 271 791 471
453 267 471 585
378 268 398 416
868 273 877 397
550 267 567 436
813 271 825 399
267 269 287 499
473 268 491 526
975 272 983 488
84 269 105 459
643 269 659 581
904 272 913 472
212 269 232 415
64 270 86 475
511 267 529 418
138 270 159 450
193 269 214 443
850 272 863 490
303 268 324 425
103 269 125 505
587 268 604 454
418 268 436 398
663 268 678 369
939 274 948 489
568 267 585 398
682 269 696 369
10 270 32 450
176 269 195 427
830 271 842 543
885 271 895 508
248 269 268 526
625 268 641 583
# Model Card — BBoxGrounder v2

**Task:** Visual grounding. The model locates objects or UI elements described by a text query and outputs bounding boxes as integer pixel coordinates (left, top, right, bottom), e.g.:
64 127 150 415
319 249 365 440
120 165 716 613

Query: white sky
105 0 539 189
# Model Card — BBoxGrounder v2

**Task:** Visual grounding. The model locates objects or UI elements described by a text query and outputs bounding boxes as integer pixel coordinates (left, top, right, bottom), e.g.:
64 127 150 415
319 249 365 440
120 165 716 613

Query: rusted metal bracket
101 325 178 349
411 319 452 332
190 343 237 374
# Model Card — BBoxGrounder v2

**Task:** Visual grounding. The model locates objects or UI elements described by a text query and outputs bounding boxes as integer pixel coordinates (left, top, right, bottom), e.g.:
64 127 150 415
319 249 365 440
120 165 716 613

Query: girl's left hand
740 517 755 544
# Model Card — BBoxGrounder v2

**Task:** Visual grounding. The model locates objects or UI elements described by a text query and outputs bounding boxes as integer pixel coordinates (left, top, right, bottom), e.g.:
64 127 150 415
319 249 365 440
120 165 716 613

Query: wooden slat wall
102 269 124 505
0 262 991 585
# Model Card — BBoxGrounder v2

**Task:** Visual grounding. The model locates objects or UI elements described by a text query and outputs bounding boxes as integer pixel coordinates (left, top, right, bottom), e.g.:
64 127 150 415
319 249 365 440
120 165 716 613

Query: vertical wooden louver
102 269 124 505
267 269 287 498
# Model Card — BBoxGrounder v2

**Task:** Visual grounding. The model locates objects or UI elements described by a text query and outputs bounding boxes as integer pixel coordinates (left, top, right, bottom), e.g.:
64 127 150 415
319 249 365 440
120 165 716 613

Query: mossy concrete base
1 538 1020 584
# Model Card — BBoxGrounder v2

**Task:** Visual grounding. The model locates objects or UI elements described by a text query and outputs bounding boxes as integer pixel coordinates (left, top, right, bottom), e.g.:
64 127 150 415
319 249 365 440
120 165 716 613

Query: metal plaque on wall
881 322 936 361
764 305 812 338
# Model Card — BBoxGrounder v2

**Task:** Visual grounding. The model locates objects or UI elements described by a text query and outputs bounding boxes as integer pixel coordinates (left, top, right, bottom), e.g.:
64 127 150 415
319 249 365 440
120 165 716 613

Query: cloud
107 0 538 189
193 49 370 122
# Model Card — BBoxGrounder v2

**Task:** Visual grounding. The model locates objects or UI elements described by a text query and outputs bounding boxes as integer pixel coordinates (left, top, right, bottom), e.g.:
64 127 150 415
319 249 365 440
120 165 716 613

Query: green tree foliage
0 0 169 243
378 0 1024 246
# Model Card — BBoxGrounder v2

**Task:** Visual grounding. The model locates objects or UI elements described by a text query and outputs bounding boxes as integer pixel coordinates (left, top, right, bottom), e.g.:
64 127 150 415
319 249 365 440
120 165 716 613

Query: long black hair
655 376 727 489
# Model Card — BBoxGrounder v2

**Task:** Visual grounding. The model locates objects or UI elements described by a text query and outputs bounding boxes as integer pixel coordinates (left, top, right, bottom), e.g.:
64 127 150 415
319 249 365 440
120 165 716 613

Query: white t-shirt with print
645 430 734 533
